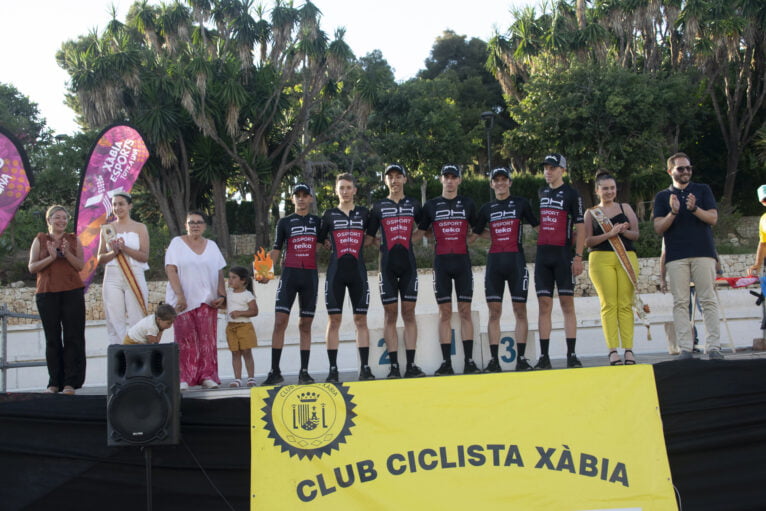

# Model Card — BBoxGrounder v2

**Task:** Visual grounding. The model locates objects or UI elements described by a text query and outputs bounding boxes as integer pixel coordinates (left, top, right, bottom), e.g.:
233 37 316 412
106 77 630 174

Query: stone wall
2 254 756 326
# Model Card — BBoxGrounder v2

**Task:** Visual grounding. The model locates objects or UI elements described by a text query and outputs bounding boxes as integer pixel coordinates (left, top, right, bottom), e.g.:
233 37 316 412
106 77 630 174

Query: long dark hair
229 265 253 293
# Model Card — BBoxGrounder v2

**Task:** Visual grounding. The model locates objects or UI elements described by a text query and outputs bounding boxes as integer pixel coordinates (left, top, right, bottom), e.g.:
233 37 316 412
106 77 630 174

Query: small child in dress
123 304 177 345
226 266 259 387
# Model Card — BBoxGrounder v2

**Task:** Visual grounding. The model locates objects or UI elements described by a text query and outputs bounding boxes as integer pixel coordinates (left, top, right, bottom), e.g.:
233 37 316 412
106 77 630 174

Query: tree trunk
420 179 429 248
253 187 273 250
721 150 740 207
211 177 231 258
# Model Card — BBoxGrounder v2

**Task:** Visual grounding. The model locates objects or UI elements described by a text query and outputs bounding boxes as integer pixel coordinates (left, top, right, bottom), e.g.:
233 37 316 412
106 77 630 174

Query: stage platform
63 345 766 397
2 358 766 511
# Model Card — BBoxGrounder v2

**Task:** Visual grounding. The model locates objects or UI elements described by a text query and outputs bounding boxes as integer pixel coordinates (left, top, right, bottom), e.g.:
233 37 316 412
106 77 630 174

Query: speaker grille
108 380 170 444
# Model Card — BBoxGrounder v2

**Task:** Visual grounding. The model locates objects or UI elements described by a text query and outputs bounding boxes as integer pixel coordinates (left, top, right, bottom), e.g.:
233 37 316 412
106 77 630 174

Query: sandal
247 378 257 387
229 379 242 388
623 350 636 365
62 386 76 395
45 386 59 394
609 350 623 366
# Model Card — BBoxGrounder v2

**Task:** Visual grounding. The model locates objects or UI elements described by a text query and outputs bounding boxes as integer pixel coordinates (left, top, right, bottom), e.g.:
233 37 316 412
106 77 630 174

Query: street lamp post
481 111 495 199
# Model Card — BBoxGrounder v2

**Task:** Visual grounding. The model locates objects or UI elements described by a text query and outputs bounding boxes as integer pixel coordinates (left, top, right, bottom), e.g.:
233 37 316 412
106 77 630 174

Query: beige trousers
666 257 720 352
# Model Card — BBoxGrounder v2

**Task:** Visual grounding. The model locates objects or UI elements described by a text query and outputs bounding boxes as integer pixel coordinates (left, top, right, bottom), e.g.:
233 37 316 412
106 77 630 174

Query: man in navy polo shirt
653 152 723 360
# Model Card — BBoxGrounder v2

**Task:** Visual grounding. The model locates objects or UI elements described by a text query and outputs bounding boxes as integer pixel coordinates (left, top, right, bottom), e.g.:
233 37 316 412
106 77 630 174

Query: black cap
490 167 511 180
384 164 407 178
292 183 312 196
440 164 461 178
541 153 567 168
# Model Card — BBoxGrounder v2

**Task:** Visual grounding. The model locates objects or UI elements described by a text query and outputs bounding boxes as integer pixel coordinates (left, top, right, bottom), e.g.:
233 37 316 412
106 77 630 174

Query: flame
253 247 275 281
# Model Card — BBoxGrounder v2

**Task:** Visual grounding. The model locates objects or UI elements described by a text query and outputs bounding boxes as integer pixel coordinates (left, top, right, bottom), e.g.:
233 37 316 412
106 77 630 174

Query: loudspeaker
107 343 181 447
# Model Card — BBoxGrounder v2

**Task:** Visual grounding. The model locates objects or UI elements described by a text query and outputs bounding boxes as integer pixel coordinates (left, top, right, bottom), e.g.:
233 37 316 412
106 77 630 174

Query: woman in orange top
28 205 86 395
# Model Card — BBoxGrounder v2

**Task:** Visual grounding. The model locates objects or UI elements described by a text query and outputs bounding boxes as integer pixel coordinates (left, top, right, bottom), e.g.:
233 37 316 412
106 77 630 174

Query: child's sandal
229 379 242 388
247 377 257 387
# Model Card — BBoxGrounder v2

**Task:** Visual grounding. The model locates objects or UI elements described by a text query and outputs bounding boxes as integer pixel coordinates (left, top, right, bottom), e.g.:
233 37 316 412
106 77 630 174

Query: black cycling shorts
433 254 473 304
325 255 370 315
379 246 418 304
534 246 574 297
275 267 318 317
485 252 529 303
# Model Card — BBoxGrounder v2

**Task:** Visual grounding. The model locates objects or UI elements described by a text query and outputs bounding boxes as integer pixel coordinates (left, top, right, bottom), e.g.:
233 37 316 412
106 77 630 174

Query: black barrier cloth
0 394 249 510
2 360 766 510
654 359 766 511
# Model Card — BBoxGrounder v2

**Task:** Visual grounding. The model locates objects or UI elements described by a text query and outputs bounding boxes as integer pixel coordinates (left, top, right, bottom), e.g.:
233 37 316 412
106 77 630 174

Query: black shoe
326 366 339 383
298 369 314 384
463 360 481 374
387 364 402 379
404 364 426 378
261 370 284 386
515 357 533 371
567 353 583 368
534 355 552 370
359 365 375 380
434 361 454 376
484 358 502 373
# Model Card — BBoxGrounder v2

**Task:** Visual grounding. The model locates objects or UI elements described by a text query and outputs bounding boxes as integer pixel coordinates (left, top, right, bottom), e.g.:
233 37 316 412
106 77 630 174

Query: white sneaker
201 379 219 389
180 382 189 391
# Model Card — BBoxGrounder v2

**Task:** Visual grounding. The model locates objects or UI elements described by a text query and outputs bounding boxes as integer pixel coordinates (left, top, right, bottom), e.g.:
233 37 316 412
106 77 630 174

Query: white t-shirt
226 288 256 323
164 237 226 314
105 230 149 270
126 314 160 343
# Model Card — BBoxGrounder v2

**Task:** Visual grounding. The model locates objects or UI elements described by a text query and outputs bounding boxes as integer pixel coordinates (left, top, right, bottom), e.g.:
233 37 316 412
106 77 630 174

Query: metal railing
0 304 44 392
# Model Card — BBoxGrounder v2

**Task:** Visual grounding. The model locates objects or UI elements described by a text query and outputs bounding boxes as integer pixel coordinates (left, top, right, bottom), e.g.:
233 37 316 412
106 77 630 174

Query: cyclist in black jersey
417 164 479 376
319 173 373 382
534 153 585 370
261 184 320 386
365 164 426 378
474 168 539 372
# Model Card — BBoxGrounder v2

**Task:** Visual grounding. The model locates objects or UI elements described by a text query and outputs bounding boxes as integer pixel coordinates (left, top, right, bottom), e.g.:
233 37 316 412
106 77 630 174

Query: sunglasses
675 166 693 172
187 220 205 225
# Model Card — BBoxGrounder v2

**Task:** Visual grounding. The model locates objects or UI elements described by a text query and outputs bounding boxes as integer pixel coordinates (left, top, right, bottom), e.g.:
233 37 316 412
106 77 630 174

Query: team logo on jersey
333 217 364 229
540 196 564 209
381 205 414 217
260 383 356 460
434 209 466 220
290 224 317 236
490 209 517 221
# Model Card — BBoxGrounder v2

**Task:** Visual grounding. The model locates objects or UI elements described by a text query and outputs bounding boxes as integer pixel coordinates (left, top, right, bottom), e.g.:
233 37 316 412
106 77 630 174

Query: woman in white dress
97 192 150 345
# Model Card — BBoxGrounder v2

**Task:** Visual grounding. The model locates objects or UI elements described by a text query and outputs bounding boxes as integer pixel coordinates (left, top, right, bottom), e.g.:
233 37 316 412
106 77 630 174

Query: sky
0 0 528 135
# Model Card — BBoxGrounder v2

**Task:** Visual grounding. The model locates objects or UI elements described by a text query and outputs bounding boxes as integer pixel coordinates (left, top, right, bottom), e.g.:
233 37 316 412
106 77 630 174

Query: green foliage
507 61 688 186
632 221 662 259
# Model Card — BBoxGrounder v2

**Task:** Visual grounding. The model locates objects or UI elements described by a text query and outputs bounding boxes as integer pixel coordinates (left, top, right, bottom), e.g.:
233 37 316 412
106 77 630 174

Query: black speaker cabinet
107 343 181 447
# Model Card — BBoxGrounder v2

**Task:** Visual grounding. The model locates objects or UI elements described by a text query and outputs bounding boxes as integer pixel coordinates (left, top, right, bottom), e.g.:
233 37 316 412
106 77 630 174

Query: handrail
0 304 43 392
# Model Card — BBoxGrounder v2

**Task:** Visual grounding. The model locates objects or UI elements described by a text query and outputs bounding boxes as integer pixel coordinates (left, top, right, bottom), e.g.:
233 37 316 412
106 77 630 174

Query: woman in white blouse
165 211 226 390
97 192 149 345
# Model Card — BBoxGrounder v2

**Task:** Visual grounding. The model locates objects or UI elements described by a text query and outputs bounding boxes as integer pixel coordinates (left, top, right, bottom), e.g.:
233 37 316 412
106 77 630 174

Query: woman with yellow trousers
584 171 640 365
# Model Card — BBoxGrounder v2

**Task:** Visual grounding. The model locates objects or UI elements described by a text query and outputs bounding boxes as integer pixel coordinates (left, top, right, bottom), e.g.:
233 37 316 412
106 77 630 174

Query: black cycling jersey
474 196 538 253
419 195 477 255
319 206 370 315
319 206 369 260
367 197 421 304
272 213 320 269
537 184 584 247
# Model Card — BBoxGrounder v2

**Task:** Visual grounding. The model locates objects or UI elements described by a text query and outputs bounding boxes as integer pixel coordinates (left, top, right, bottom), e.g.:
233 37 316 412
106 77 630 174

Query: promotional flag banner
251 366 677 510
74 125 149 287
0 126 32 236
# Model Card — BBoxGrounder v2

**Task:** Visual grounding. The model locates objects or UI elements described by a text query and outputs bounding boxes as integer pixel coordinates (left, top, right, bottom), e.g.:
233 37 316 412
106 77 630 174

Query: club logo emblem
260 383 356 459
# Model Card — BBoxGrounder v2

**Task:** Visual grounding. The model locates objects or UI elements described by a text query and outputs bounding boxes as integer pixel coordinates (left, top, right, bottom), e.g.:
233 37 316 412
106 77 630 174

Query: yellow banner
251 365 676 510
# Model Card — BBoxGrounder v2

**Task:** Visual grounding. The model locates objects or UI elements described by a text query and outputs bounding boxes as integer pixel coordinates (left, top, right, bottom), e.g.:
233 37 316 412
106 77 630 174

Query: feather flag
0 126 33 236
74 124 149 287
